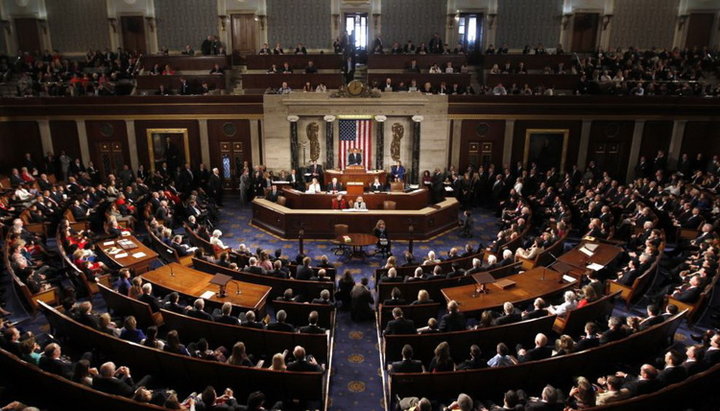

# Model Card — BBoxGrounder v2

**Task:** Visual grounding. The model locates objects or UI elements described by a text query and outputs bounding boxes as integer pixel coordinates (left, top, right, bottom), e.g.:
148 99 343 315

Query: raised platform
251 197 460 240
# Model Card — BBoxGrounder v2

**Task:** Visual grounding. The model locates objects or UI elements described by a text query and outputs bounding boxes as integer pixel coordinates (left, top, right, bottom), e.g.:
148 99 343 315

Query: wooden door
219 141 246 189
685 13 714 48
231 14 257 55
571 13 599 52
121 16 146 53
14 18 41 52
95 141 125 178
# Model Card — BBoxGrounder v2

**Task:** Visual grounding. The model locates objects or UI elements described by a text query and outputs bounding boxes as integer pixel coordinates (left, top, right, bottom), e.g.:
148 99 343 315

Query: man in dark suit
266 185 280 202
406 59 421 73
347 149 362 166
657 350 687 386
524 385 563 411
342 56 355 83
310 289 333 304
296 257 314 280
517 333 553 363
93 362 149 398
287 346 323 372
494 302 521 326
38 343 72 378
244 257 266 275
74 301 100 330
383 307 416 336
186 299 213 321
638 304 664 330
446 263 465 279
299 311 326 334
138 284 161 313
600 317 628 344
308 161 323 182
682 345 705 375
380 267 403 283
389 344 424 373
241 310 264 329
207 167 223 206
456 344 486 370
326 177 343 192
439 300 466 332
522 298 549 320
574 322 601 352
350 277 374 322
703 334 720 367
162 292 185 314
178 77 192 95
266 309 294 332
383 287 406 306
671 275 702 303
213 302 240 325
618 364 660 396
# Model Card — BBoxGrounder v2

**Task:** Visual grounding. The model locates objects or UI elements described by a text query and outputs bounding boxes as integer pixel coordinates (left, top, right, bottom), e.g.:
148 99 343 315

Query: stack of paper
132 252 147 258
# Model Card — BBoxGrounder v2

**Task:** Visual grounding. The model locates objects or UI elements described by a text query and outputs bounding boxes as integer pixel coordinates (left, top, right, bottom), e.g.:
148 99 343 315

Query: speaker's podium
324 166 387 188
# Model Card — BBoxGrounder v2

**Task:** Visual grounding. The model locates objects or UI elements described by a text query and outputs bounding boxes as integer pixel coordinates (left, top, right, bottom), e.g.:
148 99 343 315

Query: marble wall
47 0 110 52
609 0 679 48
155 0 217 51
495 0 563 48
262 93 448 176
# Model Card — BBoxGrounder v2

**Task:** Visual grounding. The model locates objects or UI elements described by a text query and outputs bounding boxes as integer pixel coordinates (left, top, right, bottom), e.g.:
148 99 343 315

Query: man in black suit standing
177 162 195 193
308 160 323 183
439 300 466 332
383 307 416 335
207 167 223 207
350 277 374 322
342 56 355 84
347 148 362 166
389 344 424 373
429 33 443 54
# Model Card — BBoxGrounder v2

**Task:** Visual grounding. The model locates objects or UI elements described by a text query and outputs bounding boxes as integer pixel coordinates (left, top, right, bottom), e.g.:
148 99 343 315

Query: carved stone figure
391 122 404 161
306 122 320 162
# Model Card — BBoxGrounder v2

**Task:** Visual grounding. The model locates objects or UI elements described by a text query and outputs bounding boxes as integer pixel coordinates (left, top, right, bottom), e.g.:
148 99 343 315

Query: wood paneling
639 121 672 160
231 14 257 55
121 16 146 53
681 121 720 158
208 119 252 171
459 120 505 170
0 121 42 172
587 121 634 180
134 120 202 169
685 13 715 48
511 120 583 171
571 13 599 52
50 121 81 160
14 18 41 52
84 120 130 177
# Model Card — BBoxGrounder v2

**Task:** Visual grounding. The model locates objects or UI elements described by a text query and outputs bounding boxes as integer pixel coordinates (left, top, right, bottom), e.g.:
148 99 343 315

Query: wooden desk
245 54 344 70
323 168 387 187
252 197 459 240
141 55 231 71
367 55 468 70
96 235 158 274
339 233 378 259
135 75 226 91
281 188 429 210
440 267 577 315
482 54 574 70
367 73 471 87
141 263 271 314
241 73 343 90
485 74 580 89
554 242 623 278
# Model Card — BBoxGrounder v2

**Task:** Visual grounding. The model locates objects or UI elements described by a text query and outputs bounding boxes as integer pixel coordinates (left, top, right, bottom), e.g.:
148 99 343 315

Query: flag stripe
339 119 372 170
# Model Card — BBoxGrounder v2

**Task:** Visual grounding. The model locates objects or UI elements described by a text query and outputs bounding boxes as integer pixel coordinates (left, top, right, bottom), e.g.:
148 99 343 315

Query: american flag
339 119 372 170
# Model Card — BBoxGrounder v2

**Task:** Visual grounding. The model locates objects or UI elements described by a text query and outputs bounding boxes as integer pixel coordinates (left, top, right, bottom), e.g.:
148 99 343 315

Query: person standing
208 167 223 207
350 277 374 321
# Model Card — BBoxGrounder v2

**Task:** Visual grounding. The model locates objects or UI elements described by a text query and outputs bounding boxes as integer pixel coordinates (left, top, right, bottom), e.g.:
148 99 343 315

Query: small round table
335 233 378 259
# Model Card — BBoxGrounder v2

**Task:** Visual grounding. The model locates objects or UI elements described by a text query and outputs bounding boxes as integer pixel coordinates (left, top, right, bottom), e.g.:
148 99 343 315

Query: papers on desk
579 247 594 257
563 274 576 283
121 231 131 237
408 184 420 189
274 180 290 184
584 243 599 252
114 253 128 259
341 208 369 212
132 252 147 259
103 241 115 246
586 263 605 271
303 173 311 176
444 186 454 192
105 247 121 255
200 291 215 299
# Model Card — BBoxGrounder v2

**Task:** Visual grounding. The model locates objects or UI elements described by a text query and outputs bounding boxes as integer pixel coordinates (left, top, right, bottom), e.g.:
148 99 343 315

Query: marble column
375 115 387 170
411 115 423 185
75 120 91 165
125 120 139 171
668 120 687 170
626 120 646 182
324 115 336 169
502 119 515 167
577 120 592 170
38 120 53 155
288 115 300 171
198 119 211 167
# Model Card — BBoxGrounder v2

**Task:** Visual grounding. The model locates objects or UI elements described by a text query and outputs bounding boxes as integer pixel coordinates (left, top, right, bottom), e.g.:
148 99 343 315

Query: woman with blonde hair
411 289 434 305
270 353 286 371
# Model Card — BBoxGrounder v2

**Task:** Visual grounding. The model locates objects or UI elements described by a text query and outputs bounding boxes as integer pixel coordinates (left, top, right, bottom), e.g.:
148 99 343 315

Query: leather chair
276 196 286 206
331 224 350 256
383 201 397 210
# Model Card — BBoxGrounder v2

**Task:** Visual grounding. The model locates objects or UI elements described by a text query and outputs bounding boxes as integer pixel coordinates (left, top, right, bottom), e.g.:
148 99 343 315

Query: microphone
235 282 241 295
170 265 175 277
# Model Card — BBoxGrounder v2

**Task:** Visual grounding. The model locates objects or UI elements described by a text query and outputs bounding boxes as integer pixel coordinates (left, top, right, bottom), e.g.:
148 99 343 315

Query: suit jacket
457 356 486 370
673 285 701 303
92 375 135 397
382 298 406 306
214 314 240 325
703 348 720 366
348 153 362 166
439 311 466 332
296 266 314 280
390 359 423 373
384 318 416 335
638 315 664 330
522 309 549 320
138 293 161 313
299 324 326 334
186 308 213 321
574 336 600 352
682 360 705 376
287 359 322 372
494 312 521 326
267 322 295 332
658 365 687 386
518 345 553 362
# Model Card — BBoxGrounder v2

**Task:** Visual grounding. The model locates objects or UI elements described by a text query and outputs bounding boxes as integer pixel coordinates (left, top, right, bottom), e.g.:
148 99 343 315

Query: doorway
685 13 714 48
571 13 599 52
344 13 368 50
121 16 146 53
231 14 257 57
14 18 42 52
95 141 125 178
219 141 246 189
457 13 483 58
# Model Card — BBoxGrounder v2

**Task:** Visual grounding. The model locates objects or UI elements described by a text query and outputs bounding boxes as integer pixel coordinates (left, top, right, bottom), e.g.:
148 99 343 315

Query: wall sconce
37 19 47 35
145 17 155 32
447 14 455 29
255 14 266 30
487 13 497 29
108 18 118 33
372 13 380 31
218 15 228 31
561 13 573 30
332 14 339 31
677 14 689 31
601 14 613 31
